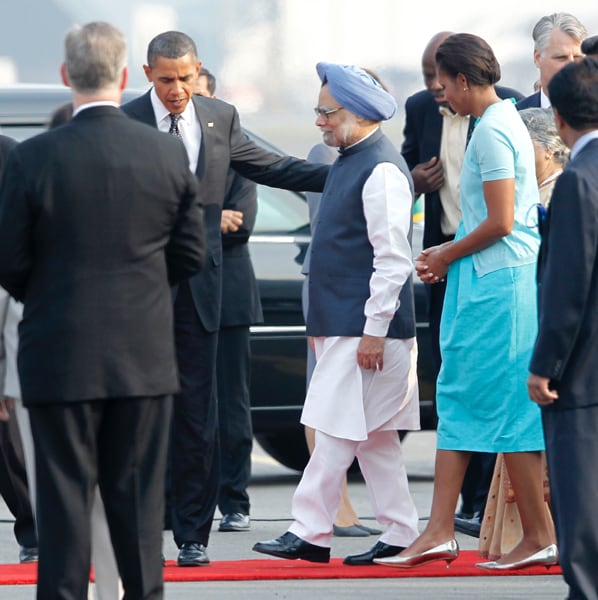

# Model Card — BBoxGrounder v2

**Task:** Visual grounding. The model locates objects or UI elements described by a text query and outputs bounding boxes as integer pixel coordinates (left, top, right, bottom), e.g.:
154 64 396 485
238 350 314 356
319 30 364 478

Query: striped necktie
168 113 182 138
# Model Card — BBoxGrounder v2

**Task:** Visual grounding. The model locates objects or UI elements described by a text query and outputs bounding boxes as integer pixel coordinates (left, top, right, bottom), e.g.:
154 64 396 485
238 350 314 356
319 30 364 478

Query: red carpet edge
0 551 562 585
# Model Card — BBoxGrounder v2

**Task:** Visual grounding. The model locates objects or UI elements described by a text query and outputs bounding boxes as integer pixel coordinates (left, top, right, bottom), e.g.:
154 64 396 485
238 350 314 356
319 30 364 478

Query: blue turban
316 62 396 121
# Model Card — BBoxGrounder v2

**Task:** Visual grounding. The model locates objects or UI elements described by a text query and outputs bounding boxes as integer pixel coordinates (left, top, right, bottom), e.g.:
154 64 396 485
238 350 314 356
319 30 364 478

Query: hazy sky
3 0 598 154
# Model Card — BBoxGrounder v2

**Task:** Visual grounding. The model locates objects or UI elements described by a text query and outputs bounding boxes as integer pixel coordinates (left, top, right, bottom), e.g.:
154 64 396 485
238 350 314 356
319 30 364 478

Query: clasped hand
415 242 452 284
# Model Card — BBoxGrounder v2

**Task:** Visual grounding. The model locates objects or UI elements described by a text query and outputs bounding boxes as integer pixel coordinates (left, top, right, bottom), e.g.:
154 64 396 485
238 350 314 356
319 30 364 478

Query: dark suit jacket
530 138 598 410
220 169 262 327
401 85 523 249
0 106 205 404
0 135 17 176
122 91 328 332
516 91 541 110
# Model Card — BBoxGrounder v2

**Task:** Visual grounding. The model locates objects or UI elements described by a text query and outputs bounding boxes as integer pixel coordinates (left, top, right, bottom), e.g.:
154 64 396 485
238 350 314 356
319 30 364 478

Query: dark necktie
168 113 182 138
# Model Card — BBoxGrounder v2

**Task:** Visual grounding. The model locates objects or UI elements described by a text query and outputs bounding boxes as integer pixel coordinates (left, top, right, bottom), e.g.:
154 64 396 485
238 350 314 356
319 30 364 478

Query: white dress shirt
150 88 201 173
438 106 468 236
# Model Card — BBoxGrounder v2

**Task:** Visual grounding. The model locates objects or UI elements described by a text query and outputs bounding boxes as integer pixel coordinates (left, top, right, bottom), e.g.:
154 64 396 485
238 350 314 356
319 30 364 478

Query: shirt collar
540 88 551 108
339 126 379 153
73 100 119 117
438 105 466 119
570 130 598 160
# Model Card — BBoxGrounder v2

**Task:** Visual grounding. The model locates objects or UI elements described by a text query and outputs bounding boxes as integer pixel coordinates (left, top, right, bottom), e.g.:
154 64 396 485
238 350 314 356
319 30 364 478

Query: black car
0 85 436 471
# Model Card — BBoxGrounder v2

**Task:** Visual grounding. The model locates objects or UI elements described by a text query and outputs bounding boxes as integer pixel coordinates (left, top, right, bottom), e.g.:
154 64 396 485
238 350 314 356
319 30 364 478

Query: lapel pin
207 121 215 128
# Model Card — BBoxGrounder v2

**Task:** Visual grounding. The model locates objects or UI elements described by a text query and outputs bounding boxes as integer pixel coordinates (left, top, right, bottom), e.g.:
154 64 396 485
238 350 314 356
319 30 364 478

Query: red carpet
0 552 562 585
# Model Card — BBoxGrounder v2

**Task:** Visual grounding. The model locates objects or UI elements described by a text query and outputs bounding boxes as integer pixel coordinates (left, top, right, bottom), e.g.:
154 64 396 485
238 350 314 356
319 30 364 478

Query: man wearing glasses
253 62 420 565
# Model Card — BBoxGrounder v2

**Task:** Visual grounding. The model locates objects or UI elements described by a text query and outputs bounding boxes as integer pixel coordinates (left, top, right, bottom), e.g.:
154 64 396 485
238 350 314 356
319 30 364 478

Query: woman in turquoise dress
375 33 556 570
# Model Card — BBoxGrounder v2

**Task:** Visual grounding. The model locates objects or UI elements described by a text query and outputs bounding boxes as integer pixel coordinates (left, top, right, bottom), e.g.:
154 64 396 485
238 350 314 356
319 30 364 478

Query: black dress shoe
219 512 250 532
252 531 330 563
19 546 39 564
177 542 210 566
343 541 406 566
454 512 482 538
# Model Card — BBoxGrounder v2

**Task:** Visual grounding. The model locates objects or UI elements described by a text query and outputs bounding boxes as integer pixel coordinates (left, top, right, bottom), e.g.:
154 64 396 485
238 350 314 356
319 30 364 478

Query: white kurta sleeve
362 162 413 337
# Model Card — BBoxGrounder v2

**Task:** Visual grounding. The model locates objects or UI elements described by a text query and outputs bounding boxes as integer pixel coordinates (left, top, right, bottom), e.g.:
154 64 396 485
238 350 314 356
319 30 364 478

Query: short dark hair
548 57 598 130
199 67 216 95
49 102 74 129
582 35 598 56
147 31 197 67
435 33 501 87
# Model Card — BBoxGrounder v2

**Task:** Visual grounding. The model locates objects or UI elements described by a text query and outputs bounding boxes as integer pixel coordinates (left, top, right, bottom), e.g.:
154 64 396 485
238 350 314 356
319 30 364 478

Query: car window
253 185 309 235
0 124 46 141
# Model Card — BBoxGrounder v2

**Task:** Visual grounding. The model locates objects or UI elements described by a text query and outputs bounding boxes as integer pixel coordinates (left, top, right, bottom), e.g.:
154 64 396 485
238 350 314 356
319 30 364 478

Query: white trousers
288 428 419 548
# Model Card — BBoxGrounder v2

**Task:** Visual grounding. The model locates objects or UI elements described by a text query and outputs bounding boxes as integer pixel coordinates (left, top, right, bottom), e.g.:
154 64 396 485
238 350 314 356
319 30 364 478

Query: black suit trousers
216 325 252 516
28 394 171 600
170 281 220 547
0 405 36 549
543 406 598 600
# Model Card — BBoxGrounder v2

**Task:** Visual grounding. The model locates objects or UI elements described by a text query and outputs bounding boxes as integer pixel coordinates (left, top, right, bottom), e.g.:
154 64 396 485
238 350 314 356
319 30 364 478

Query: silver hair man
64 21 127 94
532 13 588 53
530 12 587 97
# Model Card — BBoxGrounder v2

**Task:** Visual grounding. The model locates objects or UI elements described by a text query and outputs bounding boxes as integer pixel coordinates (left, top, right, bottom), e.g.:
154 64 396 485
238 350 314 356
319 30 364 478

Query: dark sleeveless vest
306 128 416 339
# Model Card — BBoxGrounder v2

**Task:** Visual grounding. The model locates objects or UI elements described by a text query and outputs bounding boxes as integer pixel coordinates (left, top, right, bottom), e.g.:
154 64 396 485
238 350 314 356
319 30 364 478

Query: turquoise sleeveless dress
436 100 545 452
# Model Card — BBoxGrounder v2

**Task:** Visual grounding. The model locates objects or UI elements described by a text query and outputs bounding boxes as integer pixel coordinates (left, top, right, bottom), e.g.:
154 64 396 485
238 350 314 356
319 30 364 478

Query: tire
256 430 409 472
255 430 310 472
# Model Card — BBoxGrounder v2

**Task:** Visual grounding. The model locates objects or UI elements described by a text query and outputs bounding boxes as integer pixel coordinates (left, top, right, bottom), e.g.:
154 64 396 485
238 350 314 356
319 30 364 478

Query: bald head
422 31 453 102
422 31 453 67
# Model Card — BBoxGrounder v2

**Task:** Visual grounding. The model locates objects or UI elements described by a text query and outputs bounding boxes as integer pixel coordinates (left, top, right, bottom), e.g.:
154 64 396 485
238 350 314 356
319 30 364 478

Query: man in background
194 67 262 533
528 56 598 600
582 35 598 57
401 31 522 537
517 12 587 109
0 133 38 567
0 21 204 598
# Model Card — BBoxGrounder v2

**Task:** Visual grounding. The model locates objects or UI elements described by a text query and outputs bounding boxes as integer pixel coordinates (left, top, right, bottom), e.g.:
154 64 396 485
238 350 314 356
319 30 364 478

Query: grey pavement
0 431 568 599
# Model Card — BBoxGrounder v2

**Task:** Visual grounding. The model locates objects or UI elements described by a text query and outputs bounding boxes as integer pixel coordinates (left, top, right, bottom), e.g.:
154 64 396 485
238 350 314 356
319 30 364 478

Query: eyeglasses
313 106 343 120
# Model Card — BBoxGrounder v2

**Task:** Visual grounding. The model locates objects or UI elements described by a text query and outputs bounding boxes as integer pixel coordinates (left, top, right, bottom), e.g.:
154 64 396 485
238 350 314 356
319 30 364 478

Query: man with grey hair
122 30 328 567
517 12 587 109
0 21 204 599
254 62 420 565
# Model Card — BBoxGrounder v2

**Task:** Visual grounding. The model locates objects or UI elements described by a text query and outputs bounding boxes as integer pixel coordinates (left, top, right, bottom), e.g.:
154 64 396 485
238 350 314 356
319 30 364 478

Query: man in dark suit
122 31 328 566
516 12 586 110
528 57 598 600
0 134 38 565
0 21 204 599
194 67 262 532
402 31 522 537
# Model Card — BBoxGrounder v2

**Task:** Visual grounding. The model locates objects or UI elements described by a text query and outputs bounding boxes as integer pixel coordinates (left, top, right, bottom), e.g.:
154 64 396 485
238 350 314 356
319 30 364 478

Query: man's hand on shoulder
357 334 385 371
411 157 444 195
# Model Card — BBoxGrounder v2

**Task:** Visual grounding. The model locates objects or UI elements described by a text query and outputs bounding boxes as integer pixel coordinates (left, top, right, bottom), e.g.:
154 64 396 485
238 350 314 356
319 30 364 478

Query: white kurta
301 161 420 441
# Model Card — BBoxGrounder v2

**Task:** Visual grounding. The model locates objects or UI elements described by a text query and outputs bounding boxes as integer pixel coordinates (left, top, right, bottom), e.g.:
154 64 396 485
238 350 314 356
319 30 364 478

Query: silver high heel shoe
476 544 558 571
373 539 459 568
